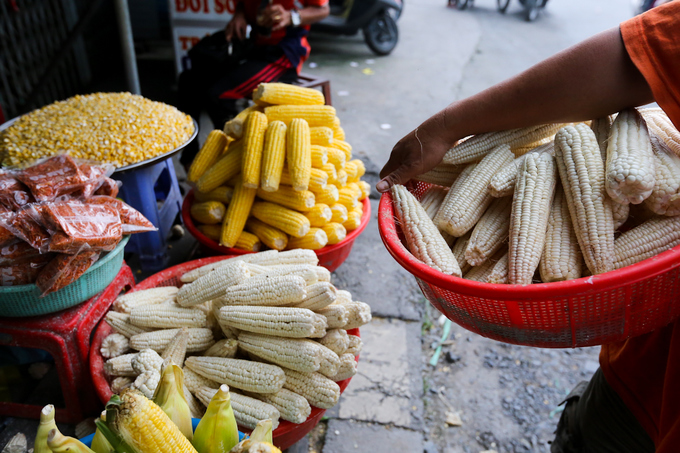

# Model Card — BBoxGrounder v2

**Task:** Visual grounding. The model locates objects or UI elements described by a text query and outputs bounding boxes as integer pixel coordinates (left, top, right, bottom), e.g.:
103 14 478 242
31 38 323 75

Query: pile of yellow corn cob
101 249 371 430
186 83 371 252
392 107 680 285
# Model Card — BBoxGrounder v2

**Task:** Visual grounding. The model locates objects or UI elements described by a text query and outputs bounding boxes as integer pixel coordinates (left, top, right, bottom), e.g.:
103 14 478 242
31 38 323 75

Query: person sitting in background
179 0 329 168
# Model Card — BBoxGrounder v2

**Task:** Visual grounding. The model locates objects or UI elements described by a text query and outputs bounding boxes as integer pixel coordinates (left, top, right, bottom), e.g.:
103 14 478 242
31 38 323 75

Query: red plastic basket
181 190 371 272
90 256 359 451
378 181 680 349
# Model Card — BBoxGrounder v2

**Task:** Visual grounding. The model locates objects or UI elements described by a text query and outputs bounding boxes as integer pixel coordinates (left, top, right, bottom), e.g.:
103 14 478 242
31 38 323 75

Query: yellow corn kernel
242 111 269 189
331 117 345 141
251 201 311 238
322 163 338 185
221 136 235 155
331 139 352 161
322 223 346 245
287 228 328 250
280 167 327 192
326 147 346 170
256 186 315 212
260 121 287 192
344 161 358 183
335 169 348 187
196 146 244 193
220 176 257 247
310 127 334 146
194 186 234 205
197 224 221 241
305 204 333 227
254 83 325 106
330 204 348 224
235 231 261 252
338 187 359 210
350 159 365 178
191 201 226 225
188 130 228 183
224 105 262 138
246 218 288 251
287 118 312 191
343 209 362 231
313 185 339 206
264 105 336 127
358 181 370 201
311 145 328 168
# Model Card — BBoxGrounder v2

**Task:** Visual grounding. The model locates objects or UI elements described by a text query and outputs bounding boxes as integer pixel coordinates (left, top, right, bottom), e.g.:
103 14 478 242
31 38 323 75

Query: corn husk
193 385 240 453
153 362 193 440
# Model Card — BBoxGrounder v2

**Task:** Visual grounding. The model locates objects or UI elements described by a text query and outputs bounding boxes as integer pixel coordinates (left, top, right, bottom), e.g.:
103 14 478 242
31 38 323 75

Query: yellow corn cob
220 177 258 247
191 201 226 225
337 187 359 210
539 186 583 282
291 282 337 310
322 162 338 185
345 182 362 198
197 225 221 241
436 145 515 236
113 287 179 314
186 356 286 393
391 184 461 276
641 108 680 157
105 312 151 338
188 130 228 183
605 109 655 204
224 105 262 138
555 124 615 275
256 186 315 212
443 123 563 165
287 118 312 191
264 105 336 127
310 126 334 146
218 306 327 338
343 206 362 231
614 216 680 269
254 83 325 105
234 231 261 252
241 111 268 188
325 146 346 170
196 146 244 193
311 146 329 169
280 166 327 191
350 159 365 178
215 274 307 307
287 228 329 250
305 203 333 227
245 389 311 424
322 223 346 245
130 305 207 329
335 169 348 187
465 197 512 266
508 151 557 285
330 203 348 224
344 161 358 182
591 116 613 159
643 135 680 216
194 186 234 205
331 139 352 161
237 332 323 373
246 217 288 250
251 201 311 238
222 135 235 154
358 181 370 201
260 120 287 192
312 184 340 207
281 368 340 410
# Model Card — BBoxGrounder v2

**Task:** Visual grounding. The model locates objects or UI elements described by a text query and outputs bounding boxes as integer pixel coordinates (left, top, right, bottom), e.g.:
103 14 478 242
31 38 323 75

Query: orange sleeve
302 0 329 6
620 1 680 128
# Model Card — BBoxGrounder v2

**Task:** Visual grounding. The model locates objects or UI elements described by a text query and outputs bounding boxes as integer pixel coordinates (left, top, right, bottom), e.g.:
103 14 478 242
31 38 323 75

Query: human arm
225 2 247 41
377 27 654 192
259 2 330 31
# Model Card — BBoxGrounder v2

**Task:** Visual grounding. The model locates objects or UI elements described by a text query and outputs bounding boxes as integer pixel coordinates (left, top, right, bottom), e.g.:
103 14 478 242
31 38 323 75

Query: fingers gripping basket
90 256 359 451
378 181 680 348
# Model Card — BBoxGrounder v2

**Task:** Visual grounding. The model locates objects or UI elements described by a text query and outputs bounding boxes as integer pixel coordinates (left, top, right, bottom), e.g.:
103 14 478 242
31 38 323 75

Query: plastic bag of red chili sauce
42 201 122 253
88 196 156 233
0 206 52 252
0 170 33 210
14 155 89 202
93 177 120 197
0 208 16 247
35 250 100 295
73 161 116 199
0 240 42 265
0 254 54 287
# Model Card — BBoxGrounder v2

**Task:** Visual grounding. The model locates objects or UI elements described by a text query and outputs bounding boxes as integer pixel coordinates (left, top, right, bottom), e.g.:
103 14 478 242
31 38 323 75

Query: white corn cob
203 339 238 358
338 301 371 330
105 311 151 338
414 164 464 187
612 201 631 230
464 258 497 282
435 145 515 236
643 135 680 216
316 343 341 378
183 385 205 418
179 251 279 283
130 328 214 353
485 252 509 284
640 108 680 157
133 370 161 398
316 304 348 329
100 333 130 359
214 275 307 307
237 332 322 373
291 282 337 310
250 264 319 285
104 353 138 377
346 335 362 356
555 124 615 274
335 289 352 304
318 329 350 356
614 216 680 269
451 230 473 275
281 368 340 410
113 287 179 313
314 266 331 282
218 306 327 338
245 389 311 424
539 187 583 282
605 108 655 204
465 197 511 266
328 353 357 382
129 305 207 329
131 349 163 375
185 356 285 393
591 116 613 159
443 124 563 164
391 184 461 276
161 328 189 367
419 186 449 219
110 377 133 393
489 142 555 198
508 151 557 284
183 367 220 393
177 260 251 307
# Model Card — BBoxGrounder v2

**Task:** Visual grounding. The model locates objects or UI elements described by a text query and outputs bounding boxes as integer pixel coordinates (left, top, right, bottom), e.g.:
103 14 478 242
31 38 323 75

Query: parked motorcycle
451 0 547 21
311 0 403 56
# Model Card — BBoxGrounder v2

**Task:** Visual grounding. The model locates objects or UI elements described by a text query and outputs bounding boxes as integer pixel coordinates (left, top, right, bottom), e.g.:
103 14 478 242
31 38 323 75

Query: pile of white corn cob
100 249 371 430
391 107 680 284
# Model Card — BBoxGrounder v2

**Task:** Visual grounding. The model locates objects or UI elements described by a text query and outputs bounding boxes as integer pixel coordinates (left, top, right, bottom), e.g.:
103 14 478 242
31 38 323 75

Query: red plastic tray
90 256 360 451
181 190 371 272
378 181 680 349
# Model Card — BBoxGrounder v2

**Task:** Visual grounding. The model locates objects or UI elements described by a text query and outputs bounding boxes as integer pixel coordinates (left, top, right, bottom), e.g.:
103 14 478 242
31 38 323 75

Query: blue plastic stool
114 158 183 271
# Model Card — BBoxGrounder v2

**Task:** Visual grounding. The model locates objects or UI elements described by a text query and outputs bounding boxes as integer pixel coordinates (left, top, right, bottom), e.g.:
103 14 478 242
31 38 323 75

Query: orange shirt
601 3 680 451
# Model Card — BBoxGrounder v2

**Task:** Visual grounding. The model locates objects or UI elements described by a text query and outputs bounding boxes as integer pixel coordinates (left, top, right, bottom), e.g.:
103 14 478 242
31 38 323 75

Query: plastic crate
378 181 680 348
90 256 360 451
181 190 371 272
0 236 130 317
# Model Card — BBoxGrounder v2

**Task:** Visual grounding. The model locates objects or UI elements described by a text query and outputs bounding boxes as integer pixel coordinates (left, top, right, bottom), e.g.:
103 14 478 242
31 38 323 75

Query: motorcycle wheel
457 0 470 9
524 0 539 21
363 11 399 56
497 0 510 12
